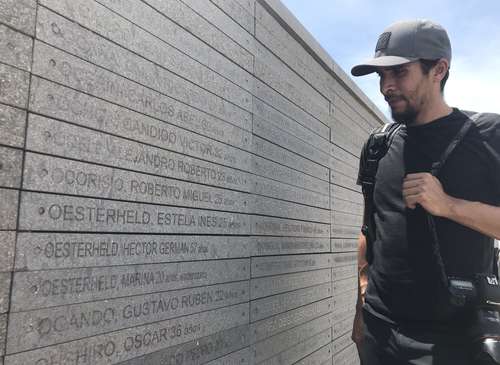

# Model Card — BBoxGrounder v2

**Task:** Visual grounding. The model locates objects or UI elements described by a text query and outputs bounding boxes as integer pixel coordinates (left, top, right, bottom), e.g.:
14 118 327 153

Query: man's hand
402 173 453 217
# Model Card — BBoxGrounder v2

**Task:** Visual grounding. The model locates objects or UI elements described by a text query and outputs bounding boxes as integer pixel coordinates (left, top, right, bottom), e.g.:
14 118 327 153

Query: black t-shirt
358 108 500 324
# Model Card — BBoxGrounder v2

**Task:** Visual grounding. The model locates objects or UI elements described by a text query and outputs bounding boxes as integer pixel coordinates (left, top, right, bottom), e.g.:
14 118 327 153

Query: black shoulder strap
427 113 481 284
359 122 403 264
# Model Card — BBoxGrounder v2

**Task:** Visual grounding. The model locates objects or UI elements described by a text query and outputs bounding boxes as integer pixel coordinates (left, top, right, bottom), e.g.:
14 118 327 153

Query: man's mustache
385 94 406 103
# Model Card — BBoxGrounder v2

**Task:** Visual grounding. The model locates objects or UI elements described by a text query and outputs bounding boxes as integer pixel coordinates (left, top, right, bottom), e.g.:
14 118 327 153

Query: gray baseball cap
351 19 451 76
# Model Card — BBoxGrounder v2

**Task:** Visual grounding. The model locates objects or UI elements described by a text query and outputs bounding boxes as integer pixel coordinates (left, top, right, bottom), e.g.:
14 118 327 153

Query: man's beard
387 96 418 125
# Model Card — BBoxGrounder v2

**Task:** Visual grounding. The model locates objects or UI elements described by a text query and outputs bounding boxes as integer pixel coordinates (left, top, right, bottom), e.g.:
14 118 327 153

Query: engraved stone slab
251 196 330 224
23 153 250 213
253 78 329 138
252 135 329 180
142 0 253 71
29 78 252 171
251 236 330 256
252 254 331 277
0 231 15 272
253 174 329 209
30 43 251 150
0 24 32 71
181 0 254 53
333 314 355 339
331 185 363 205
332 277 357 295
0 146 22 188
332 290 357 318
91 0 252 90
11 258 249 311
252 313 331 363
252 154 329 195
332 253 357 268
251 268 331 300
332 198 363 216
35 7 252 122
0 188 17 230
0 0 36 35
252 216 329 238
117 325 249 365
25 115 251 192
15 232 251 270
0 314 6 356
295 343 332 365
0 273 10 313
332 265 357 282
331 238 358 253
253 116 332 168
261 328 331 365
331 225 362 239
210 0 255 34
205 347 250 365
332 212 363 229
0 104 25 148
0 63 29 108
332 332 353 355
4 303 249 365
19 193 250 234
250 282 331 322
7 281 249 353
333 343 359 365
250 298 331 342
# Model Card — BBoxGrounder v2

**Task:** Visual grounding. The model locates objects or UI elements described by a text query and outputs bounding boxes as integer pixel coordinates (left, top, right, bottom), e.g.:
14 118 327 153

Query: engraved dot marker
6 42 15 51
40 168 48 177
51 22 61 35
38 207 45 215
49 59 56 67
31 285 38 293
34 246 42 254
44 131 51 140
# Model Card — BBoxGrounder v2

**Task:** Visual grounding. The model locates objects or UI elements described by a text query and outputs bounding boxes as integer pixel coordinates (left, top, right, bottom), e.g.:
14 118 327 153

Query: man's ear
434 59 449 82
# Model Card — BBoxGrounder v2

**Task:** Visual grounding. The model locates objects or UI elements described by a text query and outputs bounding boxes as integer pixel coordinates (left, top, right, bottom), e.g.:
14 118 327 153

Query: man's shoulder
459 109 500 140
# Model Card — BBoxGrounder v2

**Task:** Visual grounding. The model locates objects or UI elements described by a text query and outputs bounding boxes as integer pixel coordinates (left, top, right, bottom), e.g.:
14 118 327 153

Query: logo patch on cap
375 32 391 52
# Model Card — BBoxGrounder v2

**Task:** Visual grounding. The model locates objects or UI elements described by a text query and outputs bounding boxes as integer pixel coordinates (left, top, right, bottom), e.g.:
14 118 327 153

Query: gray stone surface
23 153 250 213
0 274 10 314
0 24 32 71
0 147 22 188
15 232 251 270
19 192 250 234
295 343 332 365
251 236 330 256
0 104 25 148
251 268 331 300
332 265 357 282
4 303 248 364
7 281 249 353
26 115 252 192
331 238 358 253
332 332 354 355
205 347 250 365
252 216 329 237
260 328 331 365
333 343 359 365
253 174 330 209
251 253 331 278
30 77 252 170
31 43 251 151
0 63 29 109
332 277 357 295
252 313 331 363
252 135 329 180
251 195 330 223
116 324 249 365
36 6 252 122
0 0 36 35
250 282 331 322
210 0 255 34
143 0 254 71
0 314 6 356
0 232 15 272
0 188 17 230
11 258 249 311
250 298 331 342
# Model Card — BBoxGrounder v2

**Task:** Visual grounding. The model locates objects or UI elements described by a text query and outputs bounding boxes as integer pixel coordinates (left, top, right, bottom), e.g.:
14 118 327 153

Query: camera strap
426 113 480 286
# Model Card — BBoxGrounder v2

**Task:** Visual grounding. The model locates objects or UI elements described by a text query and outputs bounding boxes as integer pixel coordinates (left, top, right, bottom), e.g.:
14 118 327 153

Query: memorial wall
0 0 387 364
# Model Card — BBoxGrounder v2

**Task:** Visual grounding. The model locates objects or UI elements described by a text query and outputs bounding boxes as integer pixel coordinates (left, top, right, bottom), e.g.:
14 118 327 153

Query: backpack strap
359 122 403 264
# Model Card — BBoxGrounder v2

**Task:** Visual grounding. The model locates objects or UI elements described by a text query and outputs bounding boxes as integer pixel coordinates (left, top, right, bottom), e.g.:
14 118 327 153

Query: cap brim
351 55 418 76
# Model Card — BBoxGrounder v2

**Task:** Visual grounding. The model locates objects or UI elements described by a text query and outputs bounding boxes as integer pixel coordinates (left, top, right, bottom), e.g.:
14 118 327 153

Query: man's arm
352 232 369 347
403 173 500 239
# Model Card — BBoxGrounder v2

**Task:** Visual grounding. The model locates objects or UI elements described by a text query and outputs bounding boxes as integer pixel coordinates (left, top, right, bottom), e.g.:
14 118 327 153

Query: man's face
377 62 433 124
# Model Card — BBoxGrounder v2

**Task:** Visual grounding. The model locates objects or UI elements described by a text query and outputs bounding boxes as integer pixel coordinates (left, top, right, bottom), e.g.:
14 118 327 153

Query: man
350 19 500 364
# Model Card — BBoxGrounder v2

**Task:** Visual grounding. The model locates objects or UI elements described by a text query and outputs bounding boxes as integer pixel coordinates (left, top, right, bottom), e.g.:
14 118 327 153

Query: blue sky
280 0 500 119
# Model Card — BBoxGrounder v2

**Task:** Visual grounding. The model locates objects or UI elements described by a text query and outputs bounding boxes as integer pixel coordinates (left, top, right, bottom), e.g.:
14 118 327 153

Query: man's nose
380 74 396 96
